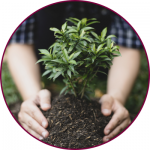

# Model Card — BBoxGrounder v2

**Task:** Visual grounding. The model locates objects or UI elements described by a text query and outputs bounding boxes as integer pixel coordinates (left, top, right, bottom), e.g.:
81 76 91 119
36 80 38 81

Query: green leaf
72 51 81 60
81 18 87 26
42 70 52 77
63 49 69 61
48 73 55 79
67 70 71 78
106 35 116 39
51 59 65 64
62 22 67 32
87 18 97 21
66 19 78 25
53 71 62 81
81 27 94 31
60 86 68 95
92 56 96 63
86 21 100 26
77 21 81 30
69 53 74 60
50 27 60 32
80 30 85 37
38 49 50 56
99 55 108 58
61 43 67 50
101 27 107 38
101 57 111 61
69 65 74 73
112 45 120 51
112 51 121 56
68 45 75 53
107 38 111 48
66 29 78 34
69 17 80 22
36 58 51 64
80 37 91 43
91 43 96 53
90 31 99 39
85 63 91 67
97 43 105 52
69 60 77 65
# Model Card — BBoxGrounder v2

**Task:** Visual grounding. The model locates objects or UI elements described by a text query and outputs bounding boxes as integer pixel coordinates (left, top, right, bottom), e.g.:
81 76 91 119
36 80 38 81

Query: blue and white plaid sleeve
9 14 36 44
108 14 143 49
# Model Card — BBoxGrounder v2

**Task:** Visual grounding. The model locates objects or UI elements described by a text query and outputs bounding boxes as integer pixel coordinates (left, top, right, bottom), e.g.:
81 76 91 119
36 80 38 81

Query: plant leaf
72 51 81 60
42 70 52 77
86 21 100 26
67 70 71 78
63 49 69 61
106 35 116 39
80 37 91 43
50 27 60 32
51 59 65 64
90 31 99 39
107 38 111 48
81 18 87 26
38 49 50 56
60 86 68 95
66 19 78 25
81 27 94 31
53 71 62 81
62 22 67 32
101 27 107 38
69 60 77 65
112 51 121 56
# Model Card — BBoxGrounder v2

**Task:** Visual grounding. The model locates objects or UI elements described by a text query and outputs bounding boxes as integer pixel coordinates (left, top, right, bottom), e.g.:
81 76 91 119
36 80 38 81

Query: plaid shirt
9 4 143 49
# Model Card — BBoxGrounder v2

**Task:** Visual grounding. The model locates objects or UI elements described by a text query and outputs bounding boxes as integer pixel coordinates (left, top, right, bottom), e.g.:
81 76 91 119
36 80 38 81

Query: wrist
107 91 126 105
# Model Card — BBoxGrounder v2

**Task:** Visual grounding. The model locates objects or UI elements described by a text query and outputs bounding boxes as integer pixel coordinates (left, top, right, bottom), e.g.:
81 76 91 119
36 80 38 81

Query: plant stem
68 76 77 97
89 67 100 82
80 67 99 99
81 79 88 99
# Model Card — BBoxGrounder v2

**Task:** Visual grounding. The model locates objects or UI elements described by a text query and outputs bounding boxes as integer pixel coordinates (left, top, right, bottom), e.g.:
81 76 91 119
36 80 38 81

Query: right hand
18 89 51 140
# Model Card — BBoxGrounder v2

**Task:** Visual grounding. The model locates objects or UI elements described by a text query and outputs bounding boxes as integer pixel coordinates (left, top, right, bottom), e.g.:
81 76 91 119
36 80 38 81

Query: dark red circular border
0 0 150 150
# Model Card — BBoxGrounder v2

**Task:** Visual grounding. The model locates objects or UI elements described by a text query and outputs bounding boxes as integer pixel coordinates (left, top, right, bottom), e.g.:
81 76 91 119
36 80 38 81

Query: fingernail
42 131 47 138
42 104 51 109
102 109 111 114
106 130 110 134
106 138 109 142
42 121 47 128
39 136 43 140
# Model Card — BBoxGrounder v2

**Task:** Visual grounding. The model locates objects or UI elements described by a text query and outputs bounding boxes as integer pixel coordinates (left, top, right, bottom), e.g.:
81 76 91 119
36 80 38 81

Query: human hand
99 94 131 143
18 89 51 140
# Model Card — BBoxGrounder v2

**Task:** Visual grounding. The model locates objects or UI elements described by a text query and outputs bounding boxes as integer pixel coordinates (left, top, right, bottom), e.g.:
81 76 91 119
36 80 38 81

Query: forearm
107 46 141 105
6 43 41 101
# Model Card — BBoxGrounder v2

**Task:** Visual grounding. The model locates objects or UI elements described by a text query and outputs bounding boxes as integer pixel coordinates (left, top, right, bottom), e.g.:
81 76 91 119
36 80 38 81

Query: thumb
99 94 113 116
38 89 51 111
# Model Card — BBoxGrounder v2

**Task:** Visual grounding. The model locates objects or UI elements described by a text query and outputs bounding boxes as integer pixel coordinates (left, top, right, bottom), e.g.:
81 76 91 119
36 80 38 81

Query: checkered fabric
9 14 36 44
108 14 142 49
9 9 143 49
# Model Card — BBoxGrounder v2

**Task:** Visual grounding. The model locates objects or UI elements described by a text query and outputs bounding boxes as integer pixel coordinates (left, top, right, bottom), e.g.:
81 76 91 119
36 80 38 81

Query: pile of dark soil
41 94 111 148
9 94 136 149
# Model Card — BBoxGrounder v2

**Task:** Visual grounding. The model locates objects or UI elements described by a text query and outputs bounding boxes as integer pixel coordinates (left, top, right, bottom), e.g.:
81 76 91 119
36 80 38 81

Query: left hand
99 94 131 143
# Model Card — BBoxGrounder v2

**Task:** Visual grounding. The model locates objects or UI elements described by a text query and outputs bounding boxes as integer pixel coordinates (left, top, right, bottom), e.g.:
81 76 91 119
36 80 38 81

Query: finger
103 119 131 142
21 113 49 138
38 89 51 111
104 108 127 135
21 101 49 128
100 95 113 116
21 122 44 140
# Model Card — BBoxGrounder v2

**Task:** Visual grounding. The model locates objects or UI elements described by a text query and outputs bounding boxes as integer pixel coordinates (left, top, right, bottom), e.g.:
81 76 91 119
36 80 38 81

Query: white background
0 0 150 149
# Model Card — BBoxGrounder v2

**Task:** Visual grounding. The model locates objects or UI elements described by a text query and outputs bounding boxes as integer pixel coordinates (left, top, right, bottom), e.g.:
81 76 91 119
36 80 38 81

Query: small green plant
37 17 121 99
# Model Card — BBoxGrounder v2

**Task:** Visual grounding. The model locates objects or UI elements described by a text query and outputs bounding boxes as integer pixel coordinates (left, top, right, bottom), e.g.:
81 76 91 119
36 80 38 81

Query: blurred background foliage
1 50 149 114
